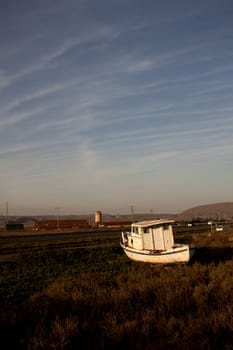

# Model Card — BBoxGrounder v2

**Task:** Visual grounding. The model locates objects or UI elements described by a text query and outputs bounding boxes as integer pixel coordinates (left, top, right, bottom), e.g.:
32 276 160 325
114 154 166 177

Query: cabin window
133 226 139 234
163 224 169 230
144 227 150 233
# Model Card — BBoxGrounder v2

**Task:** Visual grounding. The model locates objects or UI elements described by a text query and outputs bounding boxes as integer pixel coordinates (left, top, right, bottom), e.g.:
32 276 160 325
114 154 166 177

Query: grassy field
0 229 232 349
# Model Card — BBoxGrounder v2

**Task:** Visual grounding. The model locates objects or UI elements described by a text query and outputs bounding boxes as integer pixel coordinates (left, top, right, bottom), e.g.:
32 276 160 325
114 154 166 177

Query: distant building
215 225 223 231
101 221 132 229
5 223 24 231
95 211 102 225
34 219 90 231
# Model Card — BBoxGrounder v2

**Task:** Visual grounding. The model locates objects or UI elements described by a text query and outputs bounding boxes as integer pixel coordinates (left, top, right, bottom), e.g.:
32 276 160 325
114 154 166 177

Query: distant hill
177 202 233 220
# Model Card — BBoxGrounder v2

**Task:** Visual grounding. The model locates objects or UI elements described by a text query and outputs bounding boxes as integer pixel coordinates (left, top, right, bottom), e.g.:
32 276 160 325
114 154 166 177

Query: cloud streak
1 0 233 214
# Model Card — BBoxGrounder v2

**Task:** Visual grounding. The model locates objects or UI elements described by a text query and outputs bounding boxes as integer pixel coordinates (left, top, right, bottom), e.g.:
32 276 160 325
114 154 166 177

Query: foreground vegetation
0 230 233 349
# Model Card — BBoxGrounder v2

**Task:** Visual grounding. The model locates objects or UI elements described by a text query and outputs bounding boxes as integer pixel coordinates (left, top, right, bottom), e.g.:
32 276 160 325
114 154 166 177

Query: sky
0 0 233 216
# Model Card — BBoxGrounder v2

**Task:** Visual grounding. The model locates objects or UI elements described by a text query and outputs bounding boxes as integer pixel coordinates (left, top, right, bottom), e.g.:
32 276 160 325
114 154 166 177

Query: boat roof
132 219 174 228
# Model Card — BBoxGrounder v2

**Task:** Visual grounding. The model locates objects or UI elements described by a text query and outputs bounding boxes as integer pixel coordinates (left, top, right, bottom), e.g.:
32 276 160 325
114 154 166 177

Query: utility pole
6 201 8 224
55 207 60 229
130 205 134 222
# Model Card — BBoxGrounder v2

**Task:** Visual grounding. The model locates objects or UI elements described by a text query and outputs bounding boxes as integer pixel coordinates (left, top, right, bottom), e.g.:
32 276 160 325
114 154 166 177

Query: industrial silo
95 211 102 225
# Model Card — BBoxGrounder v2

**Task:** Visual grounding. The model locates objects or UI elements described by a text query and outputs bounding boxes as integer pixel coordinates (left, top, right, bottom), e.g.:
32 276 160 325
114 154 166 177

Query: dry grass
0 230 233 349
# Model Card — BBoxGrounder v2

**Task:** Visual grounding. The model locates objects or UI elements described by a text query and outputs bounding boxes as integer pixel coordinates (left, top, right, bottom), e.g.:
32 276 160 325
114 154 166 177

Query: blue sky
0 0 233 216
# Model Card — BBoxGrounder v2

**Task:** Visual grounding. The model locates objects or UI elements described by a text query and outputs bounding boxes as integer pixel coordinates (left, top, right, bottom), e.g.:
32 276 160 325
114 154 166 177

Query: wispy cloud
1 0 233 214
0 69 12 88
0 79 80 115
0 137 67 156
0 106 49 127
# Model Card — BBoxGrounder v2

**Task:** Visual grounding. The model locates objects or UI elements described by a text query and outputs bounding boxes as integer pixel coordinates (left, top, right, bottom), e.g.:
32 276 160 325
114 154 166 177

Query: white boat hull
120 242 195 264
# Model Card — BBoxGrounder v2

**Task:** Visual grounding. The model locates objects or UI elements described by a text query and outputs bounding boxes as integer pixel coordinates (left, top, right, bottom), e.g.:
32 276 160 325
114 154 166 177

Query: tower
95 211 102 225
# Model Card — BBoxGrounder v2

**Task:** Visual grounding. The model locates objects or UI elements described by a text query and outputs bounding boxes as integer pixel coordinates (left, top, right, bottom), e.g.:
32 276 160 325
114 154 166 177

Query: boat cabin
126 219 175 252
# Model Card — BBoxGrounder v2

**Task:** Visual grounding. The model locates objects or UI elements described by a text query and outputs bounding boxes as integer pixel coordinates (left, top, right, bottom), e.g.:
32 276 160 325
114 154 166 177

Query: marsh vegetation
0 230 232 349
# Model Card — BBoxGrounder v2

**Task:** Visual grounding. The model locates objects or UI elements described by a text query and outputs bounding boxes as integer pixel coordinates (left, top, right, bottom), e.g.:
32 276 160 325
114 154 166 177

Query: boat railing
121 232 129 246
